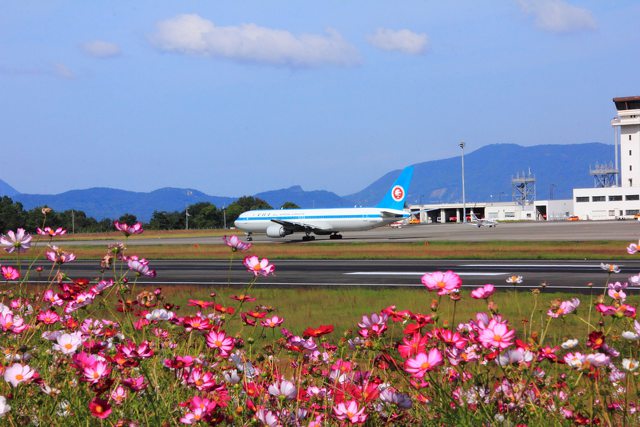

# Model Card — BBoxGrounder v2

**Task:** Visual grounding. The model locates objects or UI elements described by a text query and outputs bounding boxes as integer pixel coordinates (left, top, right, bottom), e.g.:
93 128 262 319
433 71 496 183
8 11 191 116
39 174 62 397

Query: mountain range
0 143 614 221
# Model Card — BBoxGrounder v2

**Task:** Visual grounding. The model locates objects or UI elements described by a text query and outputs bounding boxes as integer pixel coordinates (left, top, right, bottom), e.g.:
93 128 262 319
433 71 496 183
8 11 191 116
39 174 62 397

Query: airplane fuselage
234 207 408 236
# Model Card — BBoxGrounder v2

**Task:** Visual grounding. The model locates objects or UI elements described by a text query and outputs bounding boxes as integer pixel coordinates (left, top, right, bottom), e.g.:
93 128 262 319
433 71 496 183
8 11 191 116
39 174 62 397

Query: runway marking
461 264 623 269
345 272 506 276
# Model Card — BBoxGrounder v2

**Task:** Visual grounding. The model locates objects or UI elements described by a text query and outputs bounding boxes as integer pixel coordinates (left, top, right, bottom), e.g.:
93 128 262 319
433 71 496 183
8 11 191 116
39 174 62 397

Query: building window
631 165 633 171
576 196 589 202
505 212 515 218
609 195 623 201
609 210 615 216
630 135 633 141
626 194 640 201
630 150 633 156
626 210 640 215
592 196 606 202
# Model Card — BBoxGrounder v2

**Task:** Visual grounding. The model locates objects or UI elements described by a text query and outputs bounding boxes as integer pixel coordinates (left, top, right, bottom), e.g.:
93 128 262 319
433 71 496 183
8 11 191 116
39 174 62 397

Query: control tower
612 96 640 187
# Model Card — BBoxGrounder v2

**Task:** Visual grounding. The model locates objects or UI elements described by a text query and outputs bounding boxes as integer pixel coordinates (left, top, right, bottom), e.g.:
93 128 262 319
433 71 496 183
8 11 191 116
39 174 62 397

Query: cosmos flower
53 332 83 355
622 358 639 372
333 400 367 424
471 284 495 299
4 363 35 387
89 397 112 419
478 319 515 350
404 348 443 378
114 220 143 236
45 246 76 264
223 235 252 252
506 275 523 284
268 379 297 399
1 266 19 281
0 396 10 418
205 330 235 357
547 298 580 318
127 259 156 277
0 228 32 254
303 324 334 338
600 263 620 274
243 255 275 277
36 227 67 237
421 271 462 295
261 315 284 328
561 338 579 349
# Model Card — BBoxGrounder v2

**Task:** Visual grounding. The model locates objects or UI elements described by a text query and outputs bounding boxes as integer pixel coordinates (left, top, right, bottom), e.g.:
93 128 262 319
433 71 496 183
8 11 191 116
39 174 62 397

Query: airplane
469 211 498 228
234 166 414 241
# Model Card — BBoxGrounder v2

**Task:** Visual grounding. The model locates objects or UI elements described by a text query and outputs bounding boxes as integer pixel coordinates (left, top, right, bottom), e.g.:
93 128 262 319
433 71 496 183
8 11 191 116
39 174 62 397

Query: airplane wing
380 210 408 218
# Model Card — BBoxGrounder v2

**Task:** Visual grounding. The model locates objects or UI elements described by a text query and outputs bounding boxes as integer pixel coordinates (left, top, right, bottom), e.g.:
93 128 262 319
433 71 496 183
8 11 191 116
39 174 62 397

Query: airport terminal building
573 96 640 220
410 96 640 223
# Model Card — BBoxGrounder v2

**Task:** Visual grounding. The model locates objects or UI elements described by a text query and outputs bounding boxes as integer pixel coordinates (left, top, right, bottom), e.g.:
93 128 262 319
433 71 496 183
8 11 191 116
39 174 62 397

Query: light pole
459 141 466 223
222 206 227 229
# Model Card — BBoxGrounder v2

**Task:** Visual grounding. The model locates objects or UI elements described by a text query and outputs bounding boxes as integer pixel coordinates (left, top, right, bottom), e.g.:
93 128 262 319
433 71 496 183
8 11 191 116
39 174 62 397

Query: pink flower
89 397 112 419
1 266 19 281
4 363 35 387
45 246 76 264
243 255 275 277
478 318 515 350
421 271 462 295
36 310 60 325
36 227 67 237
608 288 627 301
127 259 156 277
83 360 111 384
222 235 252 252
205 330 235 357
547 298 580 318
110 385 128 405
627 241 639 255
333 400 367 424
0 228 32 253
471 284 495 299
113 220 143 236
404 348 443 378
261 315 284 328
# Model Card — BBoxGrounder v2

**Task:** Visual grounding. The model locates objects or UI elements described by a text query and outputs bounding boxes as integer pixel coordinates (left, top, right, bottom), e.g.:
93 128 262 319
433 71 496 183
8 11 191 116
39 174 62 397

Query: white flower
145 309 174 321
268 379 297 399
622 358 639 372
0 396 10 417
52 332 83 354
621 331 640 340
3 363 35 387
561 339 579 349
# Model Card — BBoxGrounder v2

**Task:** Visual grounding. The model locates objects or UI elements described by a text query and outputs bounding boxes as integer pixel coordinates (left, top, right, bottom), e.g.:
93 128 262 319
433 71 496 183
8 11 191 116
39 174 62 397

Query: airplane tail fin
376 166 414 210
470 211 479 221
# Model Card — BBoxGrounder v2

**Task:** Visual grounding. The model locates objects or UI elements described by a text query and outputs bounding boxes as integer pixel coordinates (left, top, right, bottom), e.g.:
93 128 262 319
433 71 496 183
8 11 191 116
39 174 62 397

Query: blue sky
1 1 639 197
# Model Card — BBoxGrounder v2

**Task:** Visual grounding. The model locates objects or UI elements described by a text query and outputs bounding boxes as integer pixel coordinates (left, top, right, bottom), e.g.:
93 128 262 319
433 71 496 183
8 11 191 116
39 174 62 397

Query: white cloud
82 40 121 58
518 0 597 33
367 28 429 55
149 14 359 67
53 63 75 79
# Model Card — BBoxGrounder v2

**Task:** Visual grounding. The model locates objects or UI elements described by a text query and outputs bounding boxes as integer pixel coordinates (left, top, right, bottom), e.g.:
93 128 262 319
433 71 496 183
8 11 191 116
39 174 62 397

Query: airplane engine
266 224 291 238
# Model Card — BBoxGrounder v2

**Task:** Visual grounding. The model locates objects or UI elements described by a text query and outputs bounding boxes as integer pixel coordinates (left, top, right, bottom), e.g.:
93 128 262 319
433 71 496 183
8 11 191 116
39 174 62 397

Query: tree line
0 196 299 233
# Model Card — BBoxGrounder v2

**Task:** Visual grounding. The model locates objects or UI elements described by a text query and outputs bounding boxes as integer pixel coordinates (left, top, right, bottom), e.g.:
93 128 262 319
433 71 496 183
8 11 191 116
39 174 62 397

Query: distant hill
0 179 18 197
345 143 614 206
0 143 615 221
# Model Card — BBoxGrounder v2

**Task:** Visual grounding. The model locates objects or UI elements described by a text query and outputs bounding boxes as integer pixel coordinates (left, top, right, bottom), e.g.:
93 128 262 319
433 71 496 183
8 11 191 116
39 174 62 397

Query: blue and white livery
234 166 414 241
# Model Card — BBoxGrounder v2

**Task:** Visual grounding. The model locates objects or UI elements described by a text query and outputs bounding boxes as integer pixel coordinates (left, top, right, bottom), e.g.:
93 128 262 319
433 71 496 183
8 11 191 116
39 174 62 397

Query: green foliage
226 196 272 224
280 201 300 209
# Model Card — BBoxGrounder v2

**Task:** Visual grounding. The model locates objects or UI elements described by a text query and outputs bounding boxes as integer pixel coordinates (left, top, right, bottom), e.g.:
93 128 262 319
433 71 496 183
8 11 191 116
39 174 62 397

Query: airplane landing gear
302 233 316 241
329 233 343 240
246 232 253 241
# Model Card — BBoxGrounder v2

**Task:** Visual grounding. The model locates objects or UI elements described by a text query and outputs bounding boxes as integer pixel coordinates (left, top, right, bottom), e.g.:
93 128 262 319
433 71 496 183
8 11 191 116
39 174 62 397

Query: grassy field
11 238 633 260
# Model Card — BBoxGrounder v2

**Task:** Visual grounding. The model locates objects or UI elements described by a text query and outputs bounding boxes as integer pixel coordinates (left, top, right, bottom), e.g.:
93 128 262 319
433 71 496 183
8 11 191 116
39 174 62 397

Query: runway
52 220 640 246
27 259 640 291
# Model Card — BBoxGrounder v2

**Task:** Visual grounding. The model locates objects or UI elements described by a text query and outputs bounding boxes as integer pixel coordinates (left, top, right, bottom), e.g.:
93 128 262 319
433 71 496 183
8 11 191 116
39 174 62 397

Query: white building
573 96 640 220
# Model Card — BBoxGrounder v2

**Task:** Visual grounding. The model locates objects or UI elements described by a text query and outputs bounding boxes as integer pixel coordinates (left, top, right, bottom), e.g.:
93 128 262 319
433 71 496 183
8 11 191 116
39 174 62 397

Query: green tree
280 201 300 209
226 196 272 224
0 196 26 232
118 213 138 224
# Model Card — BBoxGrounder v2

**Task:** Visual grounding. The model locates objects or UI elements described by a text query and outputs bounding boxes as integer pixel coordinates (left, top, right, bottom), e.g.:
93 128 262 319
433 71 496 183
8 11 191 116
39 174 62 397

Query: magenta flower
404 348 443 378
627 241 639 254
421 271 462 295
223 235 252 252
0 228 32 254
478 318 515 349
205 330 235 357
1 266 19 281
113 220 143 236
83 360 111 384
333 400 367 424
471 284 495 299
89 397 112 419
36 227 67 237
243 255 275 277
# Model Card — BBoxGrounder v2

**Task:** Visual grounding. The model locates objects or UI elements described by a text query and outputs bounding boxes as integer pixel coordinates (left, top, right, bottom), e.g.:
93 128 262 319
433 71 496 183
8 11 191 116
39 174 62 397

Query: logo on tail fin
392 186 405 202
